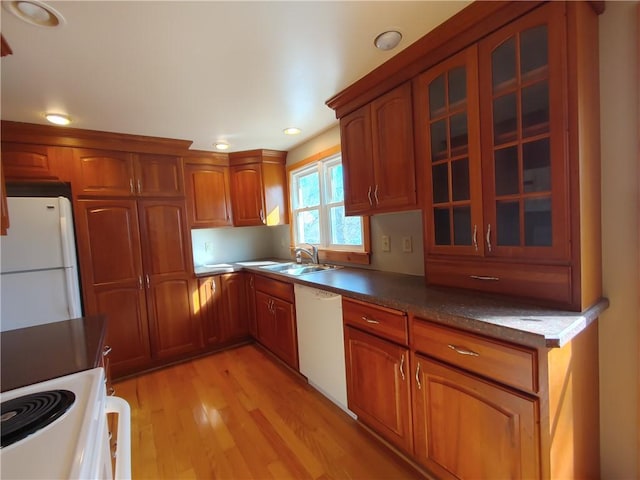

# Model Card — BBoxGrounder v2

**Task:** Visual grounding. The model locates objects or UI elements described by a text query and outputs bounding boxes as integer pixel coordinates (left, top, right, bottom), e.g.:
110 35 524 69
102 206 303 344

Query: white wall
191 226 276 266
598 3 639 478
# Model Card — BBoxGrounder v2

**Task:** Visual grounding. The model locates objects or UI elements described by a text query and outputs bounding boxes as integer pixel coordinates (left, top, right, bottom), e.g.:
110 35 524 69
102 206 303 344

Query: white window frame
290 154 365 251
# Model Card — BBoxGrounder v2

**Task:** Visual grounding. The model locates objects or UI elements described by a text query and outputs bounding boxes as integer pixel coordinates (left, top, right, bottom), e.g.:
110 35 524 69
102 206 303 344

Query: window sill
288 247 371 266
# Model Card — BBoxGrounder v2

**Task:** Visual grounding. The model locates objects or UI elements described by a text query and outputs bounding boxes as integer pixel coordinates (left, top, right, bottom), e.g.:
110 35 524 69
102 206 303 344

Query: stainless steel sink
259 262 342 276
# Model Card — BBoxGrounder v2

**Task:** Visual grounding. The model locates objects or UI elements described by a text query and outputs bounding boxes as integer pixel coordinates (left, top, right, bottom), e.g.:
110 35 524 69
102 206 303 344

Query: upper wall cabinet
184 155 232 228
1 142 73 182
75 148 183 198
414 2 600 310
340 82 417 216
229 150 288 227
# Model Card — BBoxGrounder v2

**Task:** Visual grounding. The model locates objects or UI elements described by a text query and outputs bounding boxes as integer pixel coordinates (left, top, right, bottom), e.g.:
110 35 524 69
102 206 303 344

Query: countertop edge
195 261 610 350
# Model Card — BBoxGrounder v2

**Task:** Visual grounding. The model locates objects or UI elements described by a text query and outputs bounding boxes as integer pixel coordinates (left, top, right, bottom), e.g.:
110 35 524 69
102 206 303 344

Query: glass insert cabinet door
478 3 569 261
414 45 483 256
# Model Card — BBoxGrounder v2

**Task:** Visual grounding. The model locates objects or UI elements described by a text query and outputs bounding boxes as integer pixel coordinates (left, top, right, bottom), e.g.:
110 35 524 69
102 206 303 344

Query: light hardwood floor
114 344 424 479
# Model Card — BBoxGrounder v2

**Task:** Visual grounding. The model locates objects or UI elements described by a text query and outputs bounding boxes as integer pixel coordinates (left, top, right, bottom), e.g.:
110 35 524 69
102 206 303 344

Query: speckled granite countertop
194 260 609 349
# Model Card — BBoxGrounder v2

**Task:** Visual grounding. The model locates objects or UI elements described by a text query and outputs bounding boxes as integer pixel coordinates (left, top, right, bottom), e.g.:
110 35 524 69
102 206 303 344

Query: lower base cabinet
343 326 413 453
197 272 249 347
254 275 298 369
342 304 599 479
412 354 539 479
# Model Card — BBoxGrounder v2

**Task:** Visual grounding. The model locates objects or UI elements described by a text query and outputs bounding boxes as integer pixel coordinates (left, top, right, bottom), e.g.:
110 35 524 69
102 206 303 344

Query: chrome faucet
294 244 319 264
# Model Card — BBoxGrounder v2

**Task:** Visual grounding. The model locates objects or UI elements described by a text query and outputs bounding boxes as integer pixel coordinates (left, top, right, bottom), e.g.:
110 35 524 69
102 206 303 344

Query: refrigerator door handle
58 197 77 269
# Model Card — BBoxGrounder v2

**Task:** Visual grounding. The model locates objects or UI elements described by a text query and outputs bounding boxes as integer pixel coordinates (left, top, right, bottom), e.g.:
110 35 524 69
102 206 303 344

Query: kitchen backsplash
193 210 425 276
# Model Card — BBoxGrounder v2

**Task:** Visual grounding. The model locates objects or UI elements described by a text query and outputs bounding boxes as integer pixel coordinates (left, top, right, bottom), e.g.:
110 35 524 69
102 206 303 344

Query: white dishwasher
294 284 353 416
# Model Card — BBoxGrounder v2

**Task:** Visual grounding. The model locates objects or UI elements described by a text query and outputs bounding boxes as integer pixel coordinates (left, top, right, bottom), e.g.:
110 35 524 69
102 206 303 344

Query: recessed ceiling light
4 1 66 28
45 113 71 126
283 127 301 135
374 30 402 51
214 142 230 150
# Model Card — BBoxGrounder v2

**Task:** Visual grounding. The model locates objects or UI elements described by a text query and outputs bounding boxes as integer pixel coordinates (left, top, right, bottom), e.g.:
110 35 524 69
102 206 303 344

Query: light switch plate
402 236 412 253
381 235 390 252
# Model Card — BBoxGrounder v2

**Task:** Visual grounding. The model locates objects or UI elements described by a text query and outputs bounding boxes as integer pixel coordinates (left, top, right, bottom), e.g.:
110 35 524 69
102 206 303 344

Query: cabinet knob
103 345 112 357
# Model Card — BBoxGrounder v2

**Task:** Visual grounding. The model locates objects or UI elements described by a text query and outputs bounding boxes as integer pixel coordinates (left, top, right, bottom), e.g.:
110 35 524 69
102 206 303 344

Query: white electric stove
0 367 131 479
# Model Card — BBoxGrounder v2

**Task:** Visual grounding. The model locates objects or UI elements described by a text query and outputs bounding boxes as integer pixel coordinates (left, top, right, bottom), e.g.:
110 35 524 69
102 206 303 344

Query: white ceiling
1 1 470 153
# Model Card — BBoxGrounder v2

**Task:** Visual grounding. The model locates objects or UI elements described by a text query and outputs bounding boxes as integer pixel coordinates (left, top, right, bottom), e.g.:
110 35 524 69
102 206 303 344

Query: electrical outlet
402 236 412 253
204 241 213 253
381 235 390 252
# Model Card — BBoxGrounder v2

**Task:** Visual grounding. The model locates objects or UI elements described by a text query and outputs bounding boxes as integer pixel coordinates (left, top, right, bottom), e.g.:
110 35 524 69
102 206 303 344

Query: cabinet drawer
342 297 408 346
411 317 537 393
254 275 294 302
425 258 572 308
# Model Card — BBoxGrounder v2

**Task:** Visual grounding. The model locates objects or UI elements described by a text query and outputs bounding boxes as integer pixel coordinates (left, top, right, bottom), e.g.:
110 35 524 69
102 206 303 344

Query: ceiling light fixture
45 113 71 126
283 127 301 135
374 30 402 51
4 1 66 27
214 142 230 151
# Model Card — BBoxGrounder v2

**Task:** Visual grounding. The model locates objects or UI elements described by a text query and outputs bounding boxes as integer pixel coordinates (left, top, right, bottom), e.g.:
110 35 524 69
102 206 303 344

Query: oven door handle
105 396 132 480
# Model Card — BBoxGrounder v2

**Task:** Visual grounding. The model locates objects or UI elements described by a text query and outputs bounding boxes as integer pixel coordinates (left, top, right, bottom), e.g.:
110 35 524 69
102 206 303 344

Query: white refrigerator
0 196 82 332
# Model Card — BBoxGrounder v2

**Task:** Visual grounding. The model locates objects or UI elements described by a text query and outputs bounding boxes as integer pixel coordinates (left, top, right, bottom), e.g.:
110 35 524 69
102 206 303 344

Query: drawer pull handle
486 223 492 253
361 316 379 324
472 224 478 252
448 344 480 357
415 362 422 390
399 354 405 381
367 186 373 206
469 275 500 281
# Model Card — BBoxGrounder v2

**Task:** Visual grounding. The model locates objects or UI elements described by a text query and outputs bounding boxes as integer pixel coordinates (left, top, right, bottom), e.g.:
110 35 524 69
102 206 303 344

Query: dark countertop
195 260 608 349
1 315 107 392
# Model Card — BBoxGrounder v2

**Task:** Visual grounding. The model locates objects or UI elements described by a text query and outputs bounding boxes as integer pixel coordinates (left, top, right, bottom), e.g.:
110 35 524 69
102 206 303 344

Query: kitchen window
289 152 370 264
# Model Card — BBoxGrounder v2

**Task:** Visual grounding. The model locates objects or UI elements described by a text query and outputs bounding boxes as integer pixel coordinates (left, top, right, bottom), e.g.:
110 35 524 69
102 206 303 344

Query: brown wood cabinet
75 148 183 198
197 273 250 347
410 315 600 479
254 275 298 369
74 199 152 377
412 354 539 479
184 157 232 228
342 297 413 453
76 197 198 377
219 272 249 343
138 199 199 359
2 142 73 181
344 325 413 454
411 2 600 310
246 273 257 337
340 82 416 215
229 150 288 227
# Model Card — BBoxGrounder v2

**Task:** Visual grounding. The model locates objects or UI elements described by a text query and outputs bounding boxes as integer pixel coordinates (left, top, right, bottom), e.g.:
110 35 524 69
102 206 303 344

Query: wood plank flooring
114 344 424 479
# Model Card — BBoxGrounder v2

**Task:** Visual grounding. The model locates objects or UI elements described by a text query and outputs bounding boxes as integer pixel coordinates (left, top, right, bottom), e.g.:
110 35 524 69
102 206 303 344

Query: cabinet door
230 164 265 226
415 46 484 256
370 82 417 212
220 272 249 342
198 276 222 345
246 274 257 337
184 163 232 227
74 199 151 377
255 290 276 350
138 199 200 359
74 149 135 197
344 326 413 453
271 296 298 369
135 153 184 197
2 143 59 180
479 2 569 261
340 105 375 215
412 354 539 479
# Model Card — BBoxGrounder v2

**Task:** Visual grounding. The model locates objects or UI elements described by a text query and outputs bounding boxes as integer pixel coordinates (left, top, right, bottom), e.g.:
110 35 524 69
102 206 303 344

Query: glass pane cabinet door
479 4 568 260
415 45 483 256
